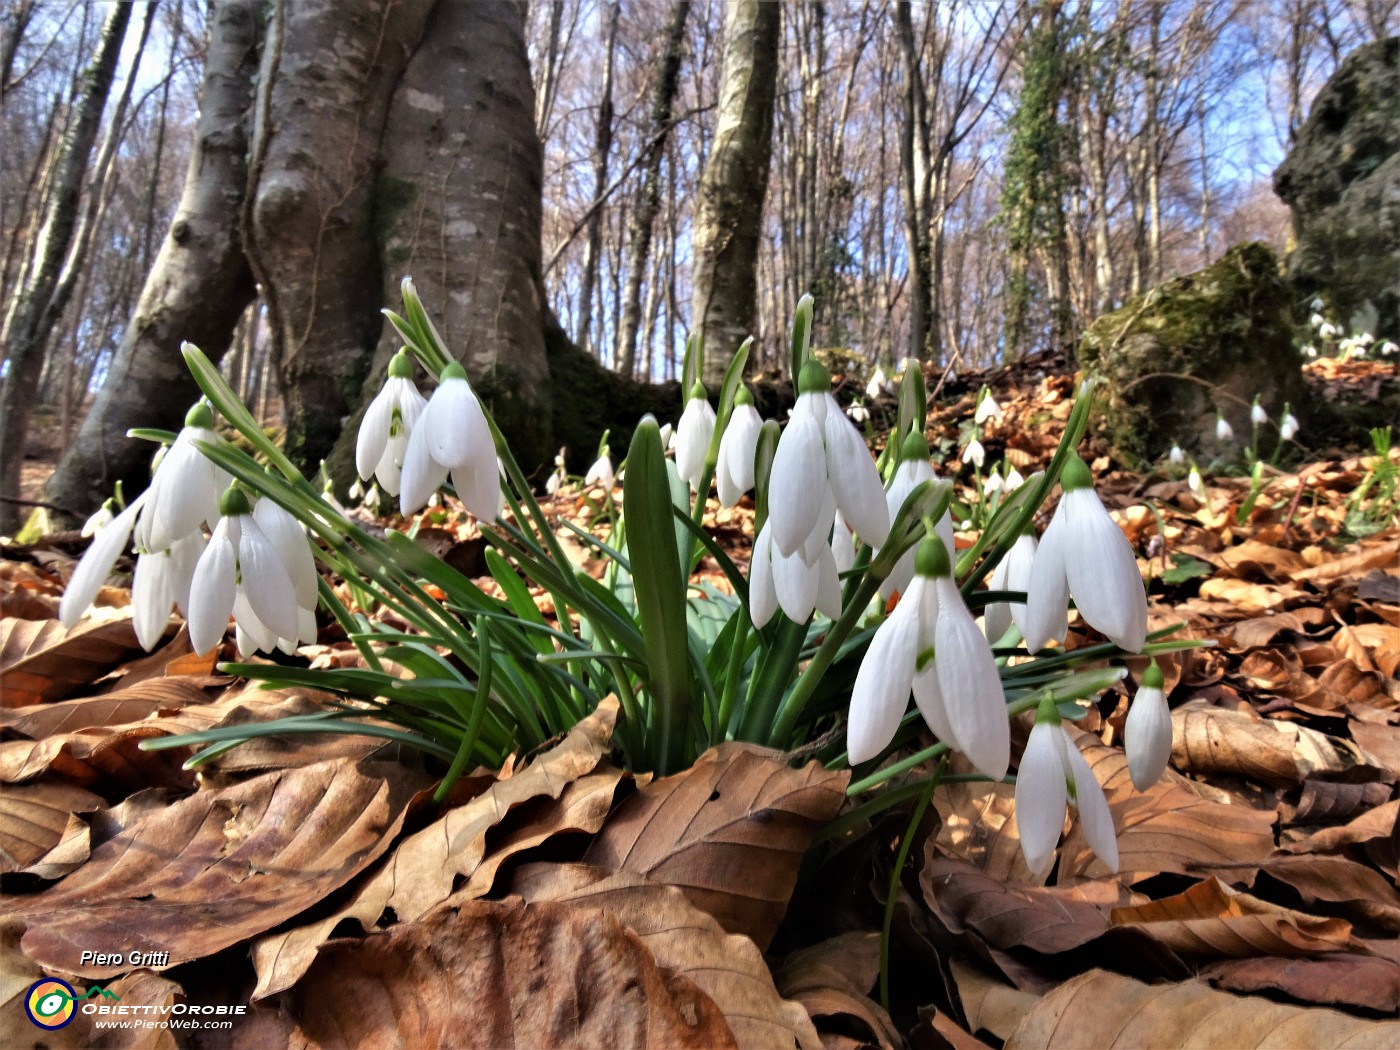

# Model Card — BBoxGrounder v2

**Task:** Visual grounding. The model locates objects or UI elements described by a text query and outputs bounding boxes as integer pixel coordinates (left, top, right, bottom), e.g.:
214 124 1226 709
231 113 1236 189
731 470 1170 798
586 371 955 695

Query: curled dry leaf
514 862 820 1049
1170 700 1357 787
0 615 153 708
1005 968 1400 1049
1109 877 1356 959
772 931 900 1049
1263 853 1400 933
283 898 736 1049
583 742 848 949
251 697 619 999
8 757 422 978
1291 777 1393 826
0 782 103 872
1200 953 1400 1014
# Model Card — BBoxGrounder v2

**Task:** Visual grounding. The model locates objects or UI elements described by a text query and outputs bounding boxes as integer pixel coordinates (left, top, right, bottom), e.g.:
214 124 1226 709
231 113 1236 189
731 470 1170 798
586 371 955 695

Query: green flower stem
880 757 943 1011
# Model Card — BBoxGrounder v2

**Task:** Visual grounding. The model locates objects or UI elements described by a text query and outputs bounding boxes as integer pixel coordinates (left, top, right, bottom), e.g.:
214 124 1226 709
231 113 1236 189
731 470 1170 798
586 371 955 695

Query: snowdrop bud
1302 344 1318 358
985 472 1005 496
1250 400 1268 427
133 402 230 553
974 390 1004 425
865 368 886 400
1310 297 1324 312
1309 311 1325 328
1215 416 1233 443
364 485 381 511
399 362 498 519
584 453 614 491
1168 443 1185 465
675 381 716 492
962 439 985 469
356 350 426 496
1126 661 1172 790
1005 469 1024 492
717 389 763 507
81 500 117 538
1379 340 1398 358
1318 321 1337 340
1188 466 1203 494
1024 455 1147 654
1280 410 1299 441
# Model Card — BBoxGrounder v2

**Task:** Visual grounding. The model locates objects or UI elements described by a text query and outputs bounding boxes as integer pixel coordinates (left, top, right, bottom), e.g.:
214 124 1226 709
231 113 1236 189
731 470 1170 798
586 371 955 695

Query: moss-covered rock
1078 243 1305 467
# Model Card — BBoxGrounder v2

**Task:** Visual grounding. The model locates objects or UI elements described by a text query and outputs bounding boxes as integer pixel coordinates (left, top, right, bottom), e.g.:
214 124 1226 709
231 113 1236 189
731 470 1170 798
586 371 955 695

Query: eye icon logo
25 979 77 1029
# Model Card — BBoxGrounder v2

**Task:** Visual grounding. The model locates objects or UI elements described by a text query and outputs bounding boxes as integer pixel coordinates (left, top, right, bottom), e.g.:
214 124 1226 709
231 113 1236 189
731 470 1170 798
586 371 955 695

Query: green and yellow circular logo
24 979 76 1029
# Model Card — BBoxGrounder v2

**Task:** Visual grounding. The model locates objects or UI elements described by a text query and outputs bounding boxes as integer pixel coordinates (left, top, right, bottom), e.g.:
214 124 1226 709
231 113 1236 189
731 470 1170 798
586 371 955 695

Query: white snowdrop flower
675 382 717 492
399 362 499 519
364 485 381 511
1024 455 1147 654
847 401 870 425
769 360 890 558
1168 443 1185 466
1215 416 1233 443
865 367 887 401
60 493 148 629
847 537 1009 779
1318 321 1337 341
584 452 614 491
1310 297 1324 312
747 520 841 629
545 472 563 496
1250 400 1268 427
878 430 952 601
1280 410 1299 441
984 472 1005 496
133 402 230 553
1016 697 1118 879
187 488 301 657
1309 311 1325 329
984 531 1038 644
81 500 116 538
1126 661 1172 790
1379 340 1399 358
356 351 427 497
1188 466 1204 495
348 478 365 502
1005 468 1025 492
131 532 205 651
716 389 763 507
962 439 986 469
253 497 319 651
1302 344 1318 358
974 391 1004 425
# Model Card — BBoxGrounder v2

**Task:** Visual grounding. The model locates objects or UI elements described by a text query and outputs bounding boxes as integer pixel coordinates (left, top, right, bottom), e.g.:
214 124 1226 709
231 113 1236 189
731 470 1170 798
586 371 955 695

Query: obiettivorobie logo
24 979 119 1030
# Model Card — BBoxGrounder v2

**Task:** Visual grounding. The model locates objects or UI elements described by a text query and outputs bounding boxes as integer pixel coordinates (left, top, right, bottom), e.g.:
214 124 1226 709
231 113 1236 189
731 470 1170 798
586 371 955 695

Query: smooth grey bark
576 1 620 355
45 0 260 520
0 1 129 533
691 0 779 387
246 0 433 473
616 0 690 380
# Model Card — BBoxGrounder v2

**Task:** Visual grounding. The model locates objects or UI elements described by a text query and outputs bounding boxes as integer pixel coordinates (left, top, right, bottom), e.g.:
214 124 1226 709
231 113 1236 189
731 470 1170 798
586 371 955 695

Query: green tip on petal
797 358 831 395
688 380 708 401
388 350 414 378
734 384 754 407
1142 661 1165 689
914 535 951 578
899 428 931 462
1061 454 1092 492
1035 694 1061 725
218 485 252 517
439 362 467 382
185 401 215 429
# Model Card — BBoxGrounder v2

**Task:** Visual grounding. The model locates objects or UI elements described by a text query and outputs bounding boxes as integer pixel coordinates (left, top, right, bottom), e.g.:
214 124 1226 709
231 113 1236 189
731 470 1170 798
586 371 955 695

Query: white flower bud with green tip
1126 660 1172 790
1016 695 1118 879
1250 399 1268 427
716 386 762 507
584 452 614 491
1280 410 1299 441
974 390 1003 424
399 362 499 520
1215 415 1233 443
1024 455 1147 654
133 401 230 553
1169 443 1185 466
356 349 427 496
675 381 716 492
962 439 985 469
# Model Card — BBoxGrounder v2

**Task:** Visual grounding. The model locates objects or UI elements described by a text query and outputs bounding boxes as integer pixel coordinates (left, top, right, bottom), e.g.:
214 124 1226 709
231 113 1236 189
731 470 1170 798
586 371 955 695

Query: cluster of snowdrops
61 282 1199 879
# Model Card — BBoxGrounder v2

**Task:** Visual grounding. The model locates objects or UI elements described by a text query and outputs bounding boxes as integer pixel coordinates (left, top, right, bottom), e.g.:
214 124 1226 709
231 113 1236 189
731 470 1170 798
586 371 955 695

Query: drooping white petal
166 532 205 618
831 512 855 574
769 397 828 556
675 396 717 490
813 544 842 620
451 461 501 522
773 543 820 623
398 422 449 514
254 499 318 610
584 454 614 490
847 595 920 764
232 589 280 657
60 495 144 628
1015 720 1069 879
1063 734 1119 873
1125 684 1173 790
236 516 301 644
906 579 958 750
748 523 778 629
983 556 1014 644
1061 488 1147 653
823 397 890 547
356 383 397 480
986 532 1038 642
131 550 175 651
188 517 239 654
716 404 761 507
423 377 491 469
1022 507 1071 652
933 576 1009 781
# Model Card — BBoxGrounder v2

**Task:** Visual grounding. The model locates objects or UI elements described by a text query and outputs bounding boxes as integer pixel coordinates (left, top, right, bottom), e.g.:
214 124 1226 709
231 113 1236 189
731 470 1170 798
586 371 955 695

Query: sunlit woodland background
1 0 1397 534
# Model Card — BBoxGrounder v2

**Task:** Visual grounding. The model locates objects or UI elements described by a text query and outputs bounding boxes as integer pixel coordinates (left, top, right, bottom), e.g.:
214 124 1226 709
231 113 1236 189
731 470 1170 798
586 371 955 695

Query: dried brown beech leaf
283 898 736 1049
912 1006 997 1050
1201 953 1400 1014
1005 968 1400 1048
0 782 103 871
0 615 150 707
773 931 900 1049
1263 854 1400 933
1293 538 1400 583
583 742 848 949
1291 778 1393 826
1109 877 1356 958
1170 701 1356 786
8 758 422 977
1350 717 1400 778
514 862 819 1049
251 698 618 1000
1209 540 1308 582
0 676 213 738
949 957 1041 1045
1058 733 1277 880
1283 799 1398 857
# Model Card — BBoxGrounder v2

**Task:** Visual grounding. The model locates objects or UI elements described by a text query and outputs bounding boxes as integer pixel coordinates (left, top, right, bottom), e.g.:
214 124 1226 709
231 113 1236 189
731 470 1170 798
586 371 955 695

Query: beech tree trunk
691 0 780 387
44 0 260 521
0 3 130 533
